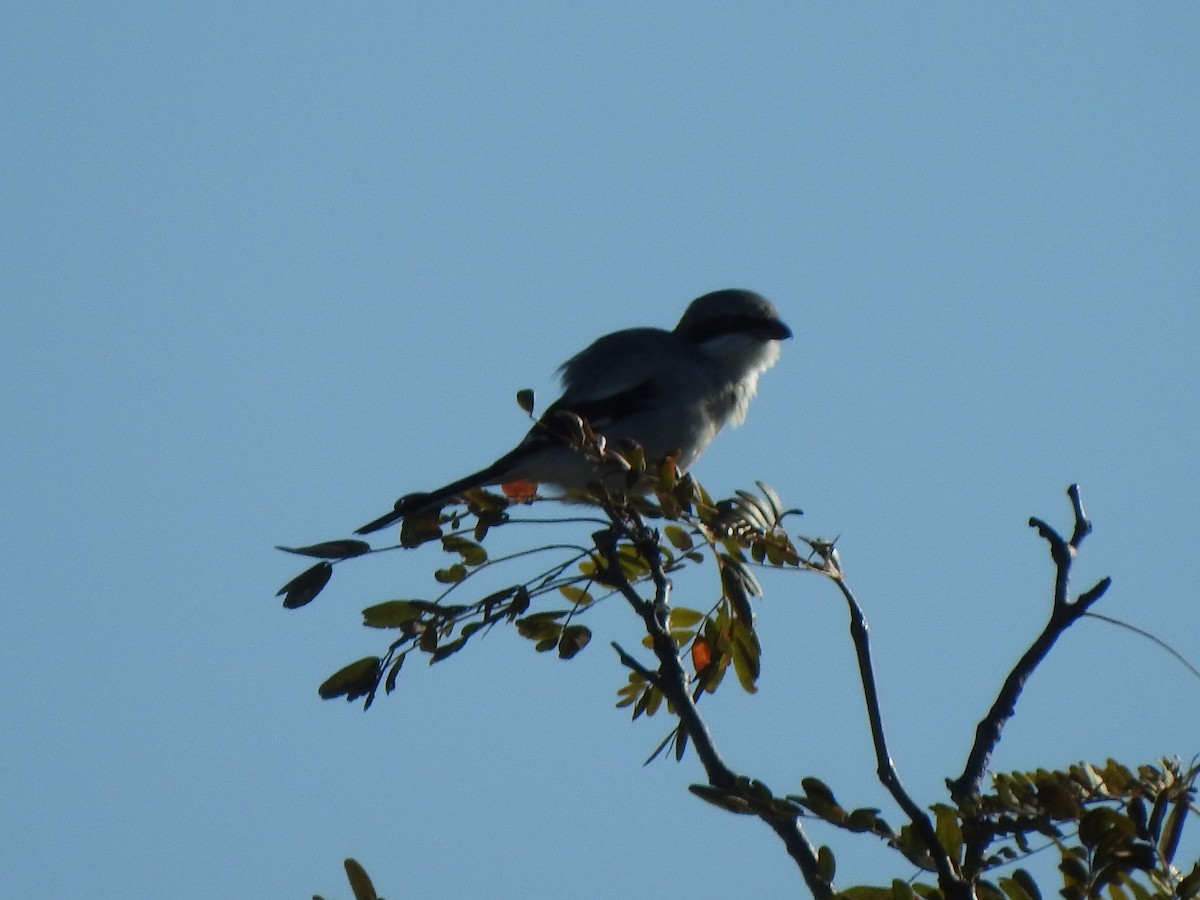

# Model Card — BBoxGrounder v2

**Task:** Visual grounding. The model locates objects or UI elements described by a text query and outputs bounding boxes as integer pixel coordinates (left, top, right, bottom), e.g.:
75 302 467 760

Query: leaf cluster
276 459 1199 900
276 447 802 718
788 756 1200 900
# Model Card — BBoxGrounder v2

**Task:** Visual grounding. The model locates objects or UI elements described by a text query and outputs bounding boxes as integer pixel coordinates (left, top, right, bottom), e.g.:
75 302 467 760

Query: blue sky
3 5 1198 898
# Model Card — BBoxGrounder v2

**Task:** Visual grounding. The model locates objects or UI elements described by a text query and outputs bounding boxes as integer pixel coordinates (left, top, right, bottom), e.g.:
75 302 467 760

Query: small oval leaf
434 563 467 584
384 656 405 693
817 845 836 882
669 606 706 629
559 584 594 606
318 656 380 701
276 561 333 609
663 524 694 551
558 624 592 659
362 600 422 628
343 858 378 900
276 539 371 559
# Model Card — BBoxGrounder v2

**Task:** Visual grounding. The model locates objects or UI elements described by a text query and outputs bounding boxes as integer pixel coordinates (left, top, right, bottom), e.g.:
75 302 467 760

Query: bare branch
1067 482 1092 548
611 640 662 688
832 574 971 899
950 484 1111 802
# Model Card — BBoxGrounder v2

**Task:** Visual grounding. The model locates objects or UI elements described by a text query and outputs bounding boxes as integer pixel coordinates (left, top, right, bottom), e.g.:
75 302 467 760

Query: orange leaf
502 480 539 502
691 637 713 672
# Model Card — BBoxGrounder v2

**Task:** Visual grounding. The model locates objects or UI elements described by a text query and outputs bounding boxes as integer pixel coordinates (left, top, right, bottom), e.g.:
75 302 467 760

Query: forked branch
950 484 1111 801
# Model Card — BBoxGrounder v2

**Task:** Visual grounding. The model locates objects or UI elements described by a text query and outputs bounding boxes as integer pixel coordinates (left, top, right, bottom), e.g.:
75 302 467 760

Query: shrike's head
675 289 792 379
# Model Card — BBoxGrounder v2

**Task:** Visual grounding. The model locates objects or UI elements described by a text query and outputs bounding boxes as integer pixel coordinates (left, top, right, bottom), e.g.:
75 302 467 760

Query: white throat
696 333 782 426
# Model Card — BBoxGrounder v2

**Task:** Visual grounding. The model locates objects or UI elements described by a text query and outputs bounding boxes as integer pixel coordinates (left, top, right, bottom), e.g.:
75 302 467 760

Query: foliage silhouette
278 441 1198 900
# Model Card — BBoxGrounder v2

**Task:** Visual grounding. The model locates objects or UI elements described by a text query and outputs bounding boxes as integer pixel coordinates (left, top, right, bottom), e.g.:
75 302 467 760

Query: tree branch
832 574 971 900
950 484 1111 802
604 508 833 900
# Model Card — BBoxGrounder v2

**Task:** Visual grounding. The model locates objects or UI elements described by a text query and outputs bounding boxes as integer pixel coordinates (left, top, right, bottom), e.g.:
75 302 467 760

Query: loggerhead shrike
355 289 791 535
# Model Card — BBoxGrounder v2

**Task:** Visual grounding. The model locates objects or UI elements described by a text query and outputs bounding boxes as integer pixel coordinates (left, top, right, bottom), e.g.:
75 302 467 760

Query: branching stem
603 507 833 899
832 575 971 899
951 484 1111 802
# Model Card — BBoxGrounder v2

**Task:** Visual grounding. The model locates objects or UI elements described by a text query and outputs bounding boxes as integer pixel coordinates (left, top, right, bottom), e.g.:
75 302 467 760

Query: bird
355 288 791 535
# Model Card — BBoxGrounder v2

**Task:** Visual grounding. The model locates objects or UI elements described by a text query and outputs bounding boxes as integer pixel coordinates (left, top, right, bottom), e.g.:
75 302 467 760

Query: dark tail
353 457 515 535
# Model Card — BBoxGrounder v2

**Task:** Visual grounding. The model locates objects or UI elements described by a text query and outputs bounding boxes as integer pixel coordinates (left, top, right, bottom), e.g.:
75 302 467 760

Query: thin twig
832 575 970 898
1084 612 1200 682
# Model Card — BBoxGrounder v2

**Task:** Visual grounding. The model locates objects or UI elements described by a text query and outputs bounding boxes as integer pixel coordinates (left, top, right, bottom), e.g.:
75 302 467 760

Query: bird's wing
555 327 686 406
356 328 708 534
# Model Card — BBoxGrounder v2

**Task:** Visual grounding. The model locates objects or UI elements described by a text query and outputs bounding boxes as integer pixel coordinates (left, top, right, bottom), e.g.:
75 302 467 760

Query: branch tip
1067 483 1093 548
1077 576 1112 610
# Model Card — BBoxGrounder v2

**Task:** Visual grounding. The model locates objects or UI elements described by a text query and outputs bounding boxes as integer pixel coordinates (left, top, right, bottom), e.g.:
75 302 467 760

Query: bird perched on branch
355 288 791 535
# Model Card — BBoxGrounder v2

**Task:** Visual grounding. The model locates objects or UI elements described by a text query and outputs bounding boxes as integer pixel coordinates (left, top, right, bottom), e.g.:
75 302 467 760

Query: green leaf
1080 807 1130 849
933 804 963 864
383 656 404 693
343 858 378 900
515 610 567 640
688 784 753 815
442 534 487 566
1160 796 1188 863
419 626 438 653
516 388 535 415
318 656 380 702
668 606 706 629
633 685 662 720
663 524 694 551
473 507 506 542
400 508 444 548
276 540 371 559
1010 868 1042 900
559 584 595 606
615 544 650 579
1126 797 1148 836
673 727 689 762
362 600 423 628
557 625 592 659
730 641 758 693
276 561 333 609
1112 873 1151 900
615 673 645 708
756 480 786 520
434 563 468 583
801 777 838 808
429 636 468 663
718 553 758 625
1039 779 1082 820
479 585 517 610
507 585 531 618
998 876 1036 900
892 879 915 900
847 807 882 833
1059 850 1089 887
734 489 772 529
698 656 727 693
817 845 836 882
730 620 761 694
460 621 486 639
1177 861 1200 900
